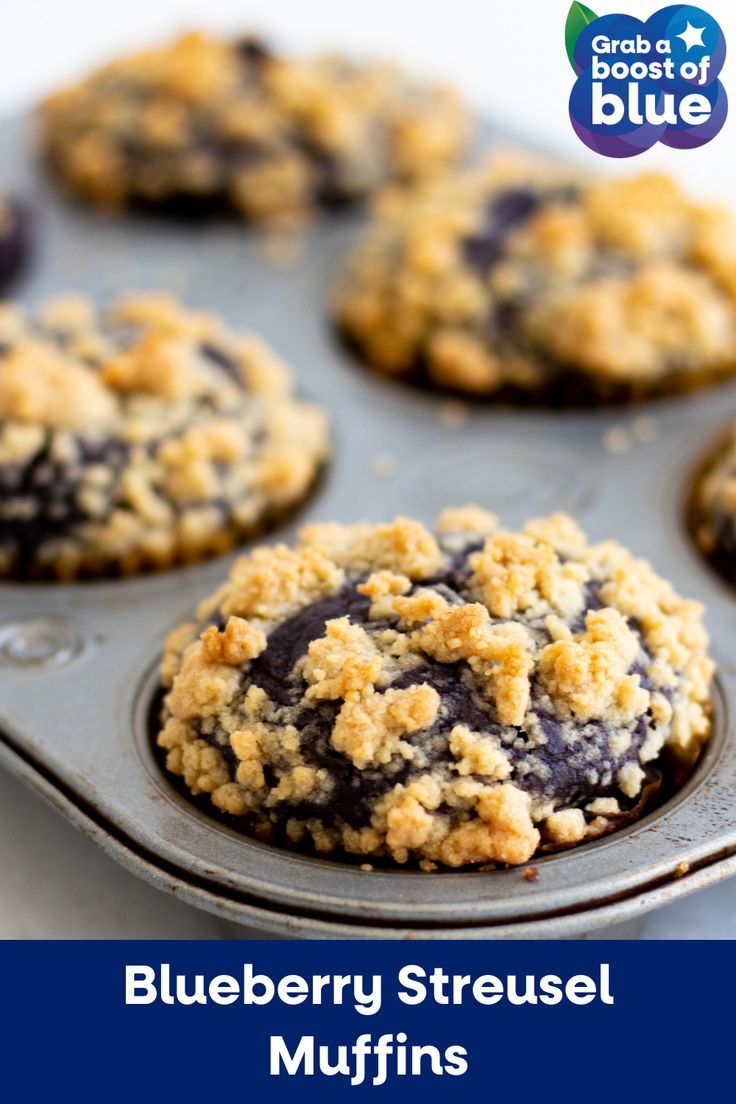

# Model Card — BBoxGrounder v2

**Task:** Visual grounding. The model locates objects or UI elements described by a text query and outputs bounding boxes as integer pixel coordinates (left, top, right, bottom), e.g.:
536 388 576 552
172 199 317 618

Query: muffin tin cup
2 113 736 939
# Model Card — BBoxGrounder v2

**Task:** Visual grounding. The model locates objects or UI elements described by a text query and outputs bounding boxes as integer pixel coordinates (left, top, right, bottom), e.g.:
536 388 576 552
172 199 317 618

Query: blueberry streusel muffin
40 31 468 224
333 155 736 403
0 195 31 292
157 507 713 867
0 294 328 580
689 423 736 583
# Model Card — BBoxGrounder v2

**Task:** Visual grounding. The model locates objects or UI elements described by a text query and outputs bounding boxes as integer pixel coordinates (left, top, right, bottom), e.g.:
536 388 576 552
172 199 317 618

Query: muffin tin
1 112 736 938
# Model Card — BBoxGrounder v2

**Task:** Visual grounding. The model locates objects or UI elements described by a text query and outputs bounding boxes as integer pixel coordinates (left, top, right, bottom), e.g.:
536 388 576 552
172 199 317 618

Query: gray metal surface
1 112 736 939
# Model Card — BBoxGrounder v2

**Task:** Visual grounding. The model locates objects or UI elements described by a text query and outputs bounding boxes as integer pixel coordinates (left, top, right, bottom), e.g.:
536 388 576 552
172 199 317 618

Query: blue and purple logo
566 3 727 156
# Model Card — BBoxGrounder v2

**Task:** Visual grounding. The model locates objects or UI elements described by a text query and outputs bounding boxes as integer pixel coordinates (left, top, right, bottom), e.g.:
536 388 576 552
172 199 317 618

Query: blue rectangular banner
0 940 726 1100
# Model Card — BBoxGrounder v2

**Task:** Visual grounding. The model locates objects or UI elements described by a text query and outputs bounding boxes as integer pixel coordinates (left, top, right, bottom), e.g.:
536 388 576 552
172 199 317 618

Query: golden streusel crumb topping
334 153 736 401
158 507 713 868
41 31 468 223
0 293 328 579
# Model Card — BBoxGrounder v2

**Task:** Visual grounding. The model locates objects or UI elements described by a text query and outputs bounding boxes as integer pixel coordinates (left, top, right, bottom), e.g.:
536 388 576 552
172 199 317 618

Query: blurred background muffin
333 155 736 404
689 422 736 584
0 293 329 579
0 194 32 292
40 31 468 224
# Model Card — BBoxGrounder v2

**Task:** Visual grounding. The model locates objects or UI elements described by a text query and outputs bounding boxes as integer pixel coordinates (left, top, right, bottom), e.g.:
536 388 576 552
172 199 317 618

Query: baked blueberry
40 31 468 224
0 294 328 579
333 154 736 403
157 507 713 867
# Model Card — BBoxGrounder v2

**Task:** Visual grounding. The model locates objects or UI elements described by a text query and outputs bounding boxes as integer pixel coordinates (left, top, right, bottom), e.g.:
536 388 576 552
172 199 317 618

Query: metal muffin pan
1 113 736 939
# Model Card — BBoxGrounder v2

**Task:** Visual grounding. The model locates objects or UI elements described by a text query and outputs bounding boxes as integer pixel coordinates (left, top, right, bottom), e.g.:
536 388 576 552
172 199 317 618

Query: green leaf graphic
565 2 598 71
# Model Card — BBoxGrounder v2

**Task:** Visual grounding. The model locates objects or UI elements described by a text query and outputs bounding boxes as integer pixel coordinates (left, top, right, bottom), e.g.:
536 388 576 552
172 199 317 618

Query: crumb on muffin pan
689 422 736 585
40 31 469 224
156 507 713 869
0 293 329 580
333 154 736 404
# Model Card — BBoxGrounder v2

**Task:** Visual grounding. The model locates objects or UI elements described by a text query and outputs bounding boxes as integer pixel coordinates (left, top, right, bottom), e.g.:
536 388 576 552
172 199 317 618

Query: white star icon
677 21 707 51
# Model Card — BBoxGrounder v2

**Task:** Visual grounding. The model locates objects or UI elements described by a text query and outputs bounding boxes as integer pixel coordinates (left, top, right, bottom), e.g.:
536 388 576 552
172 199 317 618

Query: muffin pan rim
2 720 735 939
132 658 733 918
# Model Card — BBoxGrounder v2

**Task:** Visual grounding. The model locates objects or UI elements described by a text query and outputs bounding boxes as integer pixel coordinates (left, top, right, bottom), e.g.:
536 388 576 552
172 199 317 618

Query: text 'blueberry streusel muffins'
40 31 468 224
333 154 736 403
0 194 31 292
0 294 329 580
689 423 736 584
157 507 713 868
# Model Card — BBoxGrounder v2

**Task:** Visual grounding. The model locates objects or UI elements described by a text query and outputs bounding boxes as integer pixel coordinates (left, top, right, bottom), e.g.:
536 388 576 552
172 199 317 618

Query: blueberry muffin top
157 507 713 868
0 194 31 292
41 31 468 223
0 294 328 579
333 154 736 402
690 423 736 583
